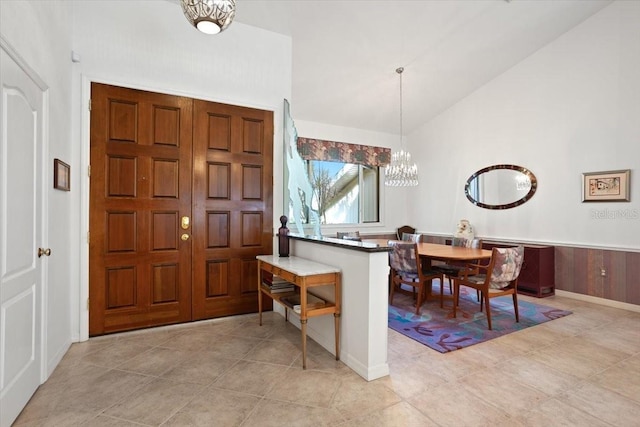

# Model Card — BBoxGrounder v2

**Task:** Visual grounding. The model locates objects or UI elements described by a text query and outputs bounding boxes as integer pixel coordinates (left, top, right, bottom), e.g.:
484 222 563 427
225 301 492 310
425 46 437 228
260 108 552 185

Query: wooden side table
256 255 341 369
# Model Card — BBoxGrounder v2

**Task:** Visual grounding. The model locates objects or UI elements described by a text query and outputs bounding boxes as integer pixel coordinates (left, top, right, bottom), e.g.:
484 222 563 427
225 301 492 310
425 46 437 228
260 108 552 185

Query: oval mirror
465 164 537 210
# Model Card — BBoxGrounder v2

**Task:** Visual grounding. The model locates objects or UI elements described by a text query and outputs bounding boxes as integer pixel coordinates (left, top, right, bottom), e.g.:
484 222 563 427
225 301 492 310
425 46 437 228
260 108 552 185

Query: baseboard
555 290 640 313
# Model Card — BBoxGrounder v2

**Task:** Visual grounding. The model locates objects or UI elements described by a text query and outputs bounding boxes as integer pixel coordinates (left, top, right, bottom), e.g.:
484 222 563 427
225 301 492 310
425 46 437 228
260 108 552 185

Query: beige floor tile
243 398 345 426
517 398 612 427
500 355 581 396
243 339 301 366
558 381 640 426
196 334 262 359
157 328 221 352
527 345 615 379
380 355 448 399
103 378 203 425
458 368 549 416
331 373 402 420
588 357 640 404
267 367 341 408
406 381 513 427
116 346 190 376
160 350 238 385
579 325 640 355
212 359 289 396
58 369 152 412
339 401 439 427
79 340 153 369
163 387 260 426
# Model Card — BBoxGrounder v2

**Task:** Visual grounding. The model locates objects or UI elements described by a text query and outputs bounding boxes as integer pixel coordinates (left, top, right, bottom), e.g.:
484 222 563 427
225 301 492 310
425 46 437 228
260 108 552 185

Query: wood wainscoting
419 234 640 306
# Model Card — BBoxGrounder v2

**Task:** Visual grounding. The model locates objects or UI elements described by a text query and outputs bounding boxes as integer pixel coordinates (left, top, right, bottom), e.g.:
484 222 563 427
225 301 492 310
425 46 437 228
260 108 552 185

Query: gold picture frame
54 159 70 191
582 169 630 202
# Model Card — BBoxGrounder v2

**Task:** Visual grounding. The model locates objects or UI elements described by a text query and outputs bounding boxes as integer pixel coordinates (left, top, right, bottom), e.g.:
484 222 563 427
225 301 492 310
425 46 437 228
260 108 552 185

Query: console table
256 255 341 369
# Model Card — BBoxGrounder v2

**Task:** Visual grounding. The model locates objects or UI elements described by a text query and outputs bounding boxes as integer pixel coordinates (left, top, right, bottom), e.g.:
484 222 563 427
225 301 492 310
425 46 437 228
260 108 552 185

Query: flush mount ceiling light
180 0 236 35
384 67 419 187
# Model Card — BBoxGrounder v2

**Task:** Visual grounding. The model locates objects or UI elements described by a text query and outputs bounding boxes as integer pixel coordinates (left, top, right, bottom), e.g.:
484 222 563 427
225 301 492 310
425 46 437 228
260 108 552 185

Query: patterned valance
297 137 391 167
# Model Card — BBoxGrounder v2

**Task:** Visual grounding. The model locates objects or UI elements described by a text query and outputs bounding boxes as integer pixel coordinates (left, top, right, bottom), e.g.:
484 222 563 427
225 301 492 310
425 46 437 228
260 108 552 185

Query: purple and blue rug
388 286 572 353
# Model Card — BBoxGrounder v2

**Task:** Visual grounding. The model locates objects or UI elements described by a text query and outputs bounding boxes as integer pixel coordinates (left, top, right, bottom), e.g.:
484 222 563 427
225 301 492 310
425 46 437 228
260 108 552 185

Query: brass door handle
38 248 51 257
181 233 190 241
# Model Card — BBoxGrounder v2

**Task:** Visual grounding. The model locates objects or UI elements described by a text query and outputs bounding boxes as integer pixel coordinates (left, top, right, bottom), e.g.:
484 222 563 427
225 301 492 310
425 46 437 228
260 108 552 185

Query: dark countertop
288 233 392 253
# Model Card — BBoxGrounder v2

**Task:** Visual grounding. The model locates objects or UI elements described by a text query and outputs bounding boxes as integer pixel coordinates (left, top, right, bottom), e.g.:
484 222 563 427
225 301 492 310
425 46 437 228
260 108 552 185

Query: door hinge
87 298 90 310
87 231 90 244
88 165 91 177
88 99 91 111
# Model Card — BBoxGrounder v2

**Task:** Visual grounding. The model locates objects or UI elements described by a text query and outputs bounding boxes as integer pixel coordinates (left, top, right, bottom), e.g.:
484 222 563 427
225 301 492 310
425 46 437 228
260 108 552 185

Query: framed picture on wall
54 159 70 191
582 169 630 202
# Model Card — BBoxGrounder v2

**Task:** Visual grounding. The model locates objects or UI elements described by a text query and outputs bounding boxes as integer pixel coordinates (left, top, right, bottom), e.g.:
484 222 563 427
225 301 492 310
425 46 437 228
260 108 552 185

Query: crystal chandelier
180 0 236 35
385 67 419 187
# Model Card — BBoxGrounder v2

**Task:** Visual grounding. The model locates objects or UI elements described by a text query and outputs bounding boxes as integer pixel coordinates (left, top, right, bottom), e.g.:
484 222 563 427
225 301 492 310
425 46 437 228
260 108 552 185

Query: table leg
300 319 308 369
334 313 340 361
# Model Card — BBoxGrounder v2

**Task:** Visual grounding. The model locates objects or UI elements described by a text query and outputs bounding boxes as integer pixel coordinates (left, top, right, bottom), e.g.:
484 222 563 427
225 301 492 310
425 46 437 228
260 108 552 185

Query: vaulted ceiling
183 0 613 135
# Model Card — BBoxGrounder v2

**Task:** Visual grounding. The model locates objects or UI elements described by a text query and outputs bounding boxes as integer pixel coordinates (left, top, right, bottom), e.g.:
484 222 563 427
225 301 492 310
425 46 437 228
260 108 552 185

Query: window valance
297 137 391 167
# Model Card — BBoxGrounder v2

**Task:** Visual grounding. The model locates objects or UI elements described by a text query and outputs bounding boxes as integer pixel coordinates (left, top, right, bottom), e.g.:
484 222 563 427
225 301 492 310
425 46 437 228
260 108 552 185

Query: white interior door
0 45 46 427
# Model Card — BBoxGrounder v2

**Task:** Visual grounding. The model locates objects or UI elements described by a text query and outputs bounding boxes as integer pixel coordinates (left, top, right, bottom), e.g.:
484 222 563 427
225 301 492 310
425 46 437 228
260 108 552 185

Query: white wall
0 0 74 375
295 119 408 235
69 0 292 339
407 1 640 251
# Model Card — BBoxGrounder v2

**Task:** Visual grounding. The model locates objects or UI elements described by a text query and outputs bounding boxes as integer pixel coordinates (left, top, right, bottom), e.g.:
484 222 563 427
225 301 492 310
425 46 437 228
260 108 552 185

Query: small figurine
278 215 290 257
454 219 474 240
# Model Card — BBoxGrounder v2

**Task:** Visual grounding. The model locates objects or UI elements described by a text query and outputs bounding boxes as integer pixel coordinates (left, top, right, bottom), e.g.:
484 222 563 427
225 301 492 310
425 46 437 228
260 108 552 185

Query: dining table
364 239 493 302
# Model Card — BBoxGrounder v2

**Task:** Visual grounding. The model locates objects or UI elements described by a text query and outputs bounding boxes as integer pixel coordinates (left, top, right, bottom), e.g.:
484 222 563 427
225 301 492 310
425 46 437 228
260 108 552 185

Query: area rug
388 285 572 353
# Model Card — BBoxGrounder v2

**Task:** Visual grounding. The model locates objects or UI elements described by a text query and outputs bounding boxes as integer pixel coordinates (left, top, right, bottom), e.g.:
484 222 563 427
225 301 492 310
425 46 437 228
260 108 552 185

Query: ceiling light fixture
385 67 419 187
180 0 236 35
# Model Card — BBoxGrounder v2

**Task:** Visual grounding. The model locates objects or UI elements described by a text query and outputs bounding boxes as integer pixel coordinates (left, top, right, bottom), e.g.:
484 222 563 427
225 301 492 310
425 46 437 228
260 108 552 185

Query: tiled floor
14 294 640 426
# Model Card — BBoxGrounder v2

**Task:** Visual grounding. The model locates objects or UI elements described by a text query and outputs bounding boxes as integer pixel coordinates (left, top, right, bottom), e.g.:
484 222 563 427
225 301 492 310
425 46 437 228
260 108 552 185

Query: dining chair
401 232 422 243
336 231 361 241
388 241 445 313
453 245 524 330
433 238 483 296
396 225 416 240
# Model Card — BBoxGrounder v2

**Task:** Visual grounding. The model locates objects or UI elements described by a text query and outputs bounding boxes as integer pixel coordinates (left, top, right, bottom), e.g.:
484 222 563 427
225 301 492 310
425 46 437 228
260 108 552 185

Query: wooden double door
89 83 273 336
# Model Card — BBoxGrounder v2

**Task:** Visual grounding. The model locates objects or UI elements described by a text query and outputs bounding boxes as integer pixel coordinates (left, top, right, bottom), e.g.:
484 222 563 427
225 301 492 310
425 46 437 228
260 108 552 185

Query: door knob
38 248 51 257
181 233 190 241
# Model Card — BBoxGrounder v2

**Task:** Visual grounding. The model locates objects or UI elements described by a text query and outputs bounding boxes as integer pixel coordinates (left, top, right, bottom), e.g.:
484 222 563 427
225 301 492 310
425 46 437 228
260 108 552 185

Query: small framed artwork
54 159 70 191
582 169 630 202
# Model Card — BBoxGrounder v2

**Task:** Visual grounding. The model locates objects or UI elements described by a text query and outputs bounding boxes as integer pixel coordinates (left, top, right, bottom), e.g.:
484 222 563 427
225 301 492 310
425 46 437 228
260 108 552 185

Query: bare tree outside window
310 166 338 224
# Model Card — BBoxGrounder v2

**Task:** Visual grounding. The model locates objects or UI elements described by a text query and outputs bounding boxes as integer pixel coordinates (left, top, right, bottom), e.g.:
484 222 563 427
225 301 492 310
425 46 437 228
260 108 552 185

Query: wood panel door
192 100 273 320
89 83 194 335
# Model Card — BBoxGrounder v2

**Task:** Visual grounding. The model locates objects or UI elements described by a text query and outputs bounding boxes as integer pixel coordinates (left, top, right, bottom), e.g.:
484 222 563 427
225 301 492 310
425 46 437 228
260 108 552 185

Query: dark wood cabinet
482 242 555 297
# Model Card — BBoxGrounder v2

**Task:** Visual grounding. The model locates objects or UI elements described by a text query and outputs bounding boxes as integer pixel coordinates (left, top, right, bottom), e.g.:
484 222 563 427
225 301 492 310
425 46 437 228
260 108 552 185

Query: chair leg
439 278 444 308
476 290 480 302
513 292 519 323
484 292 492 330
452 280 458 318
389 277 396 305
414 285 423 315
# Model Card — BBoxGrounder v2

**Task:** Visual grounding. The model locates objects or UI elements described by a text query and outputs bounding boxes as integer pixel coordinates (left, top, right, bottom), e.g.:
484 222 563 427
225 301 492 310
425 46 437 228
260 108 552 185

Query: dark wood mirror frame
465 164 537 210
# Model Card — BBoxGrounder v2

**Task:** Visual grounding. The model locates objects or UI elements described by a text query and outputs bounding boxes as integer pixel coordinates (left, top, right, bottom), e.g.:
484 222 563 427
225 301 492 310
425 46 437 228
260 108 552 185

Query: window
289 160 380 225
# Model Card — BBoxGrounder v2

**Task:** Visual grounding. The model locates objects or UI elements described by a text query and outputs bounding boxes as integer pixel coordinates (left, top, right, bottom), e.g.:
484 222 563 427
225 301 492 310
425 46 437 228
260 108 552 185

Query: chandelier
180 0 236 35
385 67 419 187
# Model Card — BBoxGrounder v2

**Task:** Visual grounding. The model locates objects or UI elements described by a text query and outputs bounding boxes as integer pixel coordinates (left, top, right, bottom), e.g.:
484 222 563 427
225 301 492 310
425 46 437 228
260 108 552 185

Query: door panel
0 47 44 427
89 83 193 335
89 84 274 334
192 100 273 320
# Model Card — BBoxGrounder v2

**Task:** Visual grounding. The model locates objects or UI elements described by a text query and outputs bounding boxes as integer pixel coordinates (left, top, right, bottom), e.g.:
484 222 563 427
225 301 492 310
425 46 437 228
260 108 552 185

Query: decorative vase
278 215 290 257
